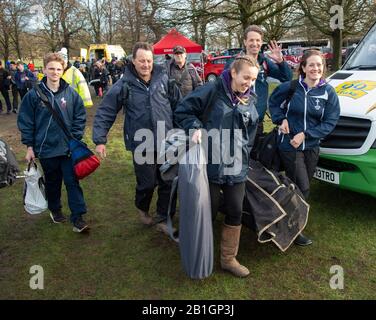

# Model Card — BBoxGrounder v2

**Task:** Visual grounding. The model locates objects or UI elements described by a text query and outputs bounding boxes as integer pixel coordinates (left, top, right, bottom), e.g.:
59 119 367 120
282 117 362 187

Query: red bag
69 139 100 180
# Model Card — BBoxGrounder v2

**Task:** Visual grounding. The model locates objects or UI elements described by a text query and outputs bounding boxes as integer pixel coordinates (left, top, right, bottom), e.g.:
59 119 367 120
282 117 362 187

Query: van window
343 23 376 69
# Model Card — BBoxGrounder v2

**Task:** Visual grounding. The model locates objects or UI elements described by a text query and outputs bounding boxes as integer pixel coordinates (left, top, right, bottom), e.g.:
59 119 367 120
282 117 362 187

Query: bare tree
36 0 84 55
298 0 375 70
81 0 105 43
0 0 12 60
117 0 144 48
262 1 303 42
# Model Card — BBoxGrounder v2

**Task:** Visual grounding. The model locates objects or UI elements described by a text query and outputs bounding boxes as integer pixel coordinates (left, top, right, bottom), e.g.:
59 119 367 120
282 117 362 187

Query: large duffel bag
242 160 309 252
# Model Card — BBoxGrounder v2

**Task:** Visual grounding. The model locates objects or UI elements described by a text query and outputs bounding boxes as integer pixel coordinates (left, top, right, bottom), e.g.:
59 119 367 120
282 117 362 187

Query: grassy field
0 89 376 300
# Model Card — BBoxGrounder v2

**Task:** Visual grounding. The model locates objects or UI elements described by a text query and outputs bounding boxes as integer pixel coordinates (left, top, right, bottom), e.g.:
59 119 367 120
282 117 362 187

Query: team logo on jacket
242 111 251 125
314 99 321 110
311 92 328 110
60 97 67 108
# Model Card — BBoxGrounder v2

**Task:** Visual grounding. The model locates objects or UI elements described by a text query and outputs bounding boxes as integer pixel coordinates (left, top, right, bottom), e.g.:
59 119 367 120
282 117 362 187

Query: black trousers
132 152 175 220
18 88 28 100
0 87 12 112
279 147 320 199
11 84 18 110
39 156 87 223
209 182 246 226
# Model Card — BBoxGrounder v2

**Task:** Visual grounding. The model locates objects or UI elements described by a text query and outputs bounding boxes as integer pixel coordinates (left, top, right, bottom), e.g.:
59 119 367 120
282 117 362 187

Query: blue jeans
39 156 87 223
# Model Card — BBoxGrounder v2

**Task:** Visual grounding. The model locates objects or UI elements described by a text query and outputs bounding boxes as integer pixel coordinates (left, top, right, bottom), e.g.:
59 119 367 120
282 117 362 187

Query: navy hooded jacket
92 63 181 152
269 77 340 152
17 78 86 159
174 72 259 185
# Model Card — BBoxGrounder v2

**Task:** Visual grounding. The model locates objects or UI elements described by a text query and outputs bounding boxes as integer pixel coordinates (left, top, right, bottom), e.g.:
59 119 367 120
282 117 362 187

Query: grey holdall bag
176 144 214 279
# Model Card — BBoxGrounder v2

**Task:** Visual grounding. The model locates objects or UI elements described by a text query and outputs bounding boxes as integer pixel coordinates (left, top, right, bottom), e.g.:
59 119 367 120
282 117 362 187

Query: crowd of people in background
0 52 129 113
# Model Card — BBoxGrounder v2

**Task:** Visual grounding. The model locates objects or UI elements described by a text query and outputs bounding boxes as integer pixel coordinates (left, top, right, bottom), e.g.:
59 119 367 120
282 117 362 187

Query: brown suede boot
138 209 153 225
220 224 250 277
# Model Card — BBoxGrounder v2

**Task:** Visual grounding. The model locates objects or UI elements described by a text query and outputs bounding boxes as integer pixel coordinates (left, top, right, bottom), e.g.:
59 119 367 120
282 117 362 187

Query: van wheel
207 74 217 82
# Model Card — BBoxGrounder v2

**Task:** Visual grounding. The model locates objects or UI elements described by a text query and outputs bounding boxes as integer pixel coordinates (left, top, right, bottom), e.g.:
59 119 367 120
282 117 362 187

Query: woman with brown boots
175 56 260 277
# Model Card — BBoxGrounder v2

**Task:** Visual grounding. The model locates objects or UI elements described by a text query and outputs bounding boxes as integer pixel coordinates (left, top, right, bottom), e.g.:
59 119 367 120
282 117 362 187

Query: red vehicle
203 55 233 82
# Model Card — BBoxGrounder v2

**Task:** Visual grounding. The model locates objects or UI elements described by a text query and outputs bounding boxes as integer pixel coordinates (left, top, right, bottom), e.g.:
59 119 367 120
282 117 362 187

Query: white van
314 22 376 198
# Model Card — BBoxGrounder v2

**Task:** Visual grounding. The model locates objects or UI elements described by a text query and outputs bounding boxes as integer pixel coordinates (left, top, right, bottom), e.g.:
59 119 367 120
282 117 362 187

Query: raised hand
267 40 283 63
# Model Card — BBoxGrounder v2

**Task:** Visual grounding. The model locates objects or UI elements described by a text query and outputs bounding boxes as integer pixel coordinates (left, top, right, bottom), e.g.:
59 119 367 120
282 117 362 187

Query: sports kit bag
0 138 19 188
254 79 298 171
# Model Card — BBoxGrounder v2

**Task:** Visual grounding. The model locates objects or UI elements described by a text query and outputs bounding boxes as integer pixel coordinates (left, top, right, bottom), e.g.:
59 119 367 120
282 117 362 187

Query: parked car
203 55 234 82
220 48 243 56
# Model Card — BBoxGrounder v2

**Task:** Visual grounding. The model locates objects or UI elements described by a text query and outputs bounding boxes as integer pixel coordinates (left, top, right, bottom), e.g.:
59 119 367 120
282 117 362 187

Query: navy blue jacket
17 78 86 159
225 52 292 121
269 78 340 151
174 76 259 185
92 63 181 152
14 69 36 90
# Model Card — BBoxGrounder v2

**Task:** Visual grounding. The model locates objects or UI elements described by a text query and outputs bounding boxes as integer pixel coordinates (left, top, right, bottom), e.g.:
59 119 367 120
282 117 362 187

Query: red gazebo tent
153 29 203 54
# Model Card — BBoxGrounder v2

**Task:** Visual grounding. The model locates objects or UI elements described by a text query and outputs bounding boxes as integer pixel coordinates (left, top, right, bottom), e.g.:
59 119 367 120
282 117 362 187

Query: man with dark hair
225 25 292 136
92 42 181 236
8 61 19 113
0 61 12 114
165 45 203 97
14 61 36 100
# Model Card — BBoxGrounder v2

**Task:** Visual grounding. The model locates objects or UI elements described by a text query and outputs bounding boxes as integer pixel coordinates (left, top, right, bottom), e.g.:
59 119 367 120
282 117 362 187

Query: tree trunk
332 28 342 71
3 46 10 62
199 22 206 48
95 31 101 43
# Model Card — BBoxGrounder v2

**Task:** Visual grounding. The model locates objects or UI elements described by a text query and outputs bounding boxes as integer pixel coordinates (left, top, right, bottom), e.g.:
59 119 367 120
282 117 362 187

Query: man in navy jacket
225 25 292 134
93 42 181 236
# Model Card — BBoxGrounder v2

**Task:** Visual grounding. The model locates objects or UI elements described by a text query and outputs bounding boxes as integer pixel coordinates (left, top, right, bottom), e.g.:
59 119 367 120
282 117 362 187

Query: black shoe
49 210 67 224
72 216 89 233
294 233 313 246
12 109 18 114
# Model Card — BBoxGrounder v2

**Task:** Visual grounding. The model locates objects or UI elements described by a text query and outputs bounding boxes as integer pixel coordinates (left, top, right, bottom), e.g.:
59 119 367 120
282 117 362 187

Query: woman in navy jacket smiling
269 49 340 246
175 56 259 278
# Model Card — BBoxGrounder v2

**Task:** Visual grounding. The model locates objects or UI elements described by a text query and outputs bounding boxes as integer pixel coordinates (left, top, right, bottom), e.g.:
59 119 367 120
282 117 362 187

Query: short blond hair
43 52 65 68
